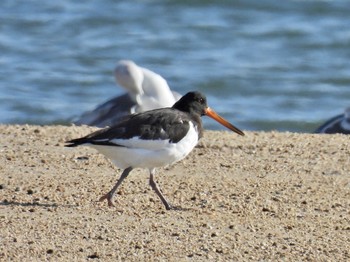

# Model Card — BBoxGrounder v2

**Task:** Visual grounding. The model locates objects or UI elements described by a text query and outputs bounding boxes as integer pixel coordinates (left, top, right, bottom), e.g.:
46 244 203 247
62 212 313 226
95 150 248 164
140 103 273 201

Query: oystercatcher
74 60 181 127
66 91 244 210
315 107 350 134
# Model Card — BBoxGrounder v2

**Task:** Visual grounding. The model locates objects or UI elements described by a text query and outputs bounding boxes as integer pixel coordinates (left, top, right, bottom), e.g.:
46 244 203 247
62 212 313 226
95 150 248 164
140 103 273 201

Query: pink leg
99 167 133 207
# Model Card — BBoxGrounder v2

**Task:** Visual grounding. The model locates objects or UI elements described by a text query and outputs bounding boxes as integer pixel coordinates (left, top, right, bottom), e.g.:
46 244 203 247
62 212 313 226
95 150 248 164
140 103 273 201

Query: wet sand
0 124 349 261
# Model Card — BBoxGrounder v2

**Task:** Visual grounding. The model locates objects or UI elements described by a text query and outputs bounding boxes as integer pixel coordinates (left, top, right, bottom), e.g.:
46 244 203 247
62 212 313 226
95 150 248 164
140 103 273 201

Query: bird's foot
162 202 172 210
99 193 115 207
166 205 189 211
162 202 188 211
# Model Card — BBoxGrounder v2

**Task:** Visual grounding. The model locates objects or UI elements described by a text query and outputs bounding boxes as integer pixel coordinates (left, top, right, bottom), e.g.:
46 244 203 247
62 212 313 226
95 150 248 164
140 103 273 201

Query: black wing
66 108 192 147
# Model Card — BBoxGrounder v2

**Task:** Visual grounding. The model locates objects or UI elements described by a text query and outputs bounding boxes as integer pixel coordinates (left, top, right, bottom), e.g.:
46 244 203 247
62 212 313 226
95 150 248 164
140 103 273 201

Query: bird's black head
172 91 208 116
172 91 245 136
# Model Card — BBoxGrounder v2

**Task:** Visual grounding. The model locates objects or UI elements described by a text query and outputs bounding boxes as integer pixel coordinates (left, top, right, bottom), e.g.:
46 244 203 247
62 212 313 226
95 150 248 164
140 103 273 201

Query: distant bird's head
114 60 145 101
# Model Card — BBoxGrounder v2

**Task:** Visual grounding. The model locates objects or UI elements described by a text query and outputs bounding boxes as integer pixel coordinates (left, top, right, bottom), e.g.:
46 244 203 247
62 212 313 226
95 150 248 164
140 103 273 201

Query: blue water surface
1 0 350 132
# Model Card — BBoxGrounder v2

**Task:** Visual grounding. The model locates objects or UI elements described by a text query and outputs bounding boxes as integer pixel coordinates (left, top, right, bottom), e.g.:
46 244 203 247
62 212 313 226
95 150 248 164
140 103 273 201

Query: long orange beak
205 107 245 136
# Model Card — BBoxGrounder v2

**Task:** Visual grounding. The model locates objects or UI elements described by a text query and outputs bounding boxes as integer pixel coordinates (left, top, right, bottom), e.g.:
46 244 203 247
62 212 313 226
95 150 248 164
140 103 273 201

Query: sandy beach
0 124 349 261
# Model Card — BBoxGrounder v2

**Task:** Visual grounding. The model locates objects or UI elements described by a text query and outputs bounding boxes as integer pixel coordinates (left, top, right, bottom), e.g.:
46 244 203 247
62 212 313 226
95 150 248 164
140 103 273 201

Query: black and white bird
314 107 350 134
74 60 181 127
66 91 244 210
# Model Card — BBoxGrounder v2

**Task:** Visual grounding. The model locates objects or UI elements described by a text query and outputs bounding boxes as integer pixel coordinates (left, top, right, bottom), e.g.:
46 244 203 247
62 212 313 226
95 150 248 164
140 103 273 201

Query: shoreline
1 124 349 261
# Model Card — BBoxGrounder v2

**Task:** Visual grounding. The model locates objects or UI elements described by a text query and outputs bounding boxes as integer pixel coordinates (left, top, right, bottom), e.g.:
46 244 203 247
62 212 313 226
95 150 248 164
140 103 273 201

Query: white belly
89 123 199 169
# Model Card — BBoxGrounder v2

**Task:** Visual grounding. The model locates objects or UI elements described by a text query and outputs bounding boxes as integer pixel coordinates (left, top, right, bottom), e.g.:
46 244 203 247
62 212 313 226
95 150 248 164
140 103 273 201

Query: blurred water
1 0 350 132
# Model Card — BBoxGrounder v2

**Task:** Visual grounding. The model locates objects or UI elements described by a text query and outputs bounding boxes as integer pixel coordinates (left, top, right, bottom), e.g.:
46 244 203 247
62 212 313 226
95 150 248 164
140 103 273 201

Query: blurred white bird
74 60 182 127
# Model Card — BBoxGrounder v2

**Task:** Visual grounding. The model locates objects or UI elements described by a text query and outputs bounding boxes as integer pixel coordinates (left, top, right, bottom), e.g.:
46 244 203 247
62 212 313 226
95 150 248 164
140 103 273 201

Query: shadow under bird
66 91 244 210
